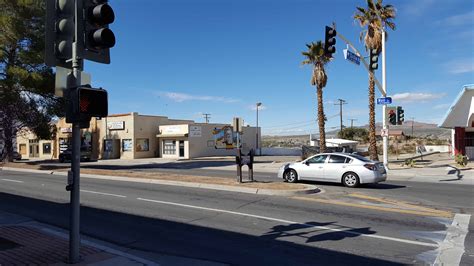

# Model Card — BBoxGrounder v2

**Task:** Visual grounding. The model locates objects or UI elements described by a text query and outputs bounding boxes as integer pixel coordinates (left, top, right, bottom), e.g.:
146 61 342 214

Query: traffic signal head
66 86 108 127
324 26 337 58
45 0 75 68
389 110 396 125
397 106 405 125
385 106 397 126
77 87 108 117
369 49 379 71
78 0 116 64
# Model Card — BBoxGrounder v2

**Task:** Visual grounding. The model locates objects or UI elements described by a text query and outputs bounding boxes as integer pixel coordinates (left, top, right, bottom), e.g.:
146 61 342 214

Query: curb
0 167 320 196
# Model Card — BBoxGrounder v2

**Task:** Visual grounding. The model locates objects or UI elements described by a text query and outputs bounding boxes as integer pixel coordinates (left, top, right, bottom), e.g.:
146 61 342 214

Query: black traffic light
324 26 337 58
388 109 396 125
66 86 108 128
397 106 405 125
369 49 379 71
45 0 75 68
78 0 116 64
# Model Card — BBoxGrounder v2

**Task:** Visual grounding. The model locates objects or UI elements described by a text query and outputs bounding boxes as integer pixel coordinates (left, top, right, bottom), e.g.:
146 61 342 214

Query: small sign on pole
377 97 392 105
343 49 361 65
381 129 389 137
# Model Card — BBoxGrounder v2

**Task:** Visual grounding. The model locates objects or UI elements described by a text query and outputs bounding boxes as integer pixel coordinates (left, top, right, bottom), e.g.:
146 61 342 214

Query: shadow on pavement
299 180 406 190
0 192 402 266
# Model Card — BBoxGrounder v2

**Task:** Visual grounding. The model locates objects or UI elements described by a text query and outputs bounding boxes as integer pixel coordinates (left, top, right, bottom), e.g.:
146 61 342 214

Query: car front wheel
342 172 359 188
284 169 298 183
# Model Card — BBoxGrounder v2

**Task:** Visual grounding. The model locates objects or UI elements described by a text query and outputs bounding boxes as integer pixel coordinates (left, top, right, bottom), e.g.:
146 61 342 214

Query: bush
337 127 368 142
455 154 469 167
404 158 415 168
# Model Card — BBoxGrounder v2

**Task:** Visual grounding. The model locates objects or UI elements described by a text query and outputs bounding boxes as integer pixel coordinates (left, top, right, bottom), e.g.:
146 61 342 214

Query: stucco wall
188 124 260 158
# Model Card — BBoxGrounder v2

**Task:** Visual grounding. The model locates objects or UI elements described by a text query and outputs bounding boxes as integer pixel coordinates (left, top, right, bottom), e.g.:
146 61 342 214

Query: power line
263 113 340 129
203 113 211 123
348 118 357 128
334 99 347 132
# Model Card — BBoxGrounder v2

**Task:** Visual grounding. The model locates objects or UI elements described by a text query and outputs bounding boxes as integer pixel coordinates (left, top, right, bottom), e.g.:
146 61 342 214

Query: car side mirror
304 161 310 165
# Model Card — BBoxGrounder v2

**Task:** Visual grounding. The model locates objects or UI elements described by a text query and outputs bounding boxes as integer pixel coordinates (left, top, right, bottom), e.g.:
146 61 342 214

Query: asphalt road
0 170 472 265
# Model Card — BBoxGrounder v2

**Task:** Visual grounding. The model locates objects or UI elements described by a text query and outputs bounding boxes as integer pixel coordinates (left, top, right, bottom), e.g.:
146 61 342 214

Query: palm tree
302 41 331 153
354 0 396 161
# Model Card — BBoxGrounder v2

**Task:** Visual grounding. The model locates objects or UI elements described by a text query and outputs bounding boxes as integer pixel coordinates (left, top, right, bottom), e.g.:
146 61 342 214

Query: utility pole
335 99 347 132
203 113 211 123
411 117 415 137
348 118 357 128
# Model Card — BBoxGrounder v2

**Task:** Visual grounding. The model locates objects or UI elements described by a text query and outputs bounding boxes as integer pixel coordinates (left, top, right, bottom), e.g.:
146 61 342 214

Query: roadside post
45 0 115 263
233 117 243 183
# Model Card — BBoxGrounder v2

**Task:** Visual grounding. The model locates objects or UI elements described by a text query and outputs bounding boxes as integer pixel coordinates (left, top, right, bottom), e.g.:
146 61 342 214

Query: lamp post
256 102 262 156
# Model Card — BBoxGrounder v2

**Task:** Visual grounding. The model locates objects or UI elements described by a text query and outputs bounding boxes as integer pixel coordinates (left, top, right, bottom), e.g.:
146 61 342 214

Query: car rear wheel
284 169 298 183
342 172 359 188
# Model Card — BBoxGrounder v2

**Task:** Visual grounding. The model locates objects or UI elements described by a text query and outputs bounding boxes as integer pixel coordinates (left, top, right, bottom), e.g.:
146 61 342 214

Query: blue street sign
377 97 392 105
343 49 360 65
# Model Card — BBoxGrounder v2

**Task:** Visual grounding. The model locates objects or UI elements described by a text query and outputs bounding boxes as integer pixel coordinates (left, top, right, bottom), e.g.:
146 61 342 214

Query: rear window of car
349 154 371 162
328 155 347 163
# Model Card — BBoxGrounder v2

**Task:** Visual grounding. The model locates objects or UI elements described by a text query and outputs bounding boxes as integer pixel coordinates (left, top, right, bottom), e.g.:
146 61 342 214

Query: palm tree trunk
368 73 379 161
317 85 326 153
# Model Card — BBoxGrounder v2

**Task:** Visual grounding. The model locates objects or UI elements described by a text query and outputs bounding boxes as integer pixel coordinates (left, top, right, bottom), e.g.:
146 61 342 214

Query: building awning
156 133 188 138
439 85 474 128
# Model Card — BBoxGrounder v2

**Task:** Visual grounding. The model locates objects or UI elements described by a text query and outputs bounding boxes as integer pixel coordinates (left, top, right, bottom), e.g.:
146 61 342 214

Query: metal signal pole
69 2 82 261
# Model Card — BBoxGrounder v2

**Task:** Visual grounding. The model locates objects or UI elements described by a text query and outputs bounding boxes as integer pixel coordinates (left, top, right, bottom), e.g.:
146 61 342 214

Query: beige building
158 123 259 159
99 112 193 159
17 112 260 160
17 117 102 160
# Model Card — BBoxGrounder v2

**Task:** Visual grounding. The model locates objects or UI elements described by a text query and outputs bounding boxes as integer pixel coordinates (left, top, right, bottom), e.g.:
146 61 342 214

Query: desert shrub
404 158 415 168
455 154 469 167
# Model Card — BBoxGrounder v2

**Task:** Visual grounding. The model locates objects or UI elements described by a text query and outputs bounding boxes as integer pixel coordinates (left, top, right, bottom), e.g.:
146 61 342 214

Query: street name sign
377 97 392 105
343 49 360 65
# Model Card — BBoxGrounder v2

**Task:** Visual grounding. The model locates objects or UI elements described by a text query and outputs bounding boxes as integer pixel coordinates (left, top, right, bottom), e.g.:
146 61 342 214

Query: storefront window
163 140 176 154
43 143 52 154
122 139 132 151
136 138 149 152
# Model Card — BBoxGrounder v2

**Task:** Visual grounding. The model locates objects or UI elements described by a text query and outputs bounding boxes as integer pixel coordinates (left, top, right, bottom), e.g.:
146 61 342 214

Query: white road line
1 178 24 183
136 197 438 248
81 189 127 198
434 213 471 266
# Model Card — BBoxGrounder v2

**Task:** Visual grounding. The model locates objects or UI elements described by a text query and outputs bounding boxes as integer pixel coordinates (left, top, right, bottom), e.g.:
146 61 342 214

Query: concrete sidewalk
0 211 156 265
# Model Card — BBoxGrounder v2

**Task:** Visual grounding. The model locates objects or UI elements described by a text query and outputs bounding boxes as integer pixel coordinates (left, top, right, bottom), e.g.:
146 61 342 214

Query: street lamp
256 102 262 156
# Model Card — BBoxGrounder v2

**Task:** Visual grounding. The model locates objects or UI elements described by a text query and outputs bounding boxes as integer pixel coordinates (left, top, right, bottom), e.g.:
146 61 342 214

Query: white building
439 84 474 159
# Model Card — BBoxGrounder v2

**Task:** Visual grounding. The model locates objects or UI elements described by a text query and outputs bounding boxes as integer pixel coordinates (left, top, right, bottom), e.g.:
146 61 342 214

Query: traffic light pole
69 1 83 263
381 29 388 169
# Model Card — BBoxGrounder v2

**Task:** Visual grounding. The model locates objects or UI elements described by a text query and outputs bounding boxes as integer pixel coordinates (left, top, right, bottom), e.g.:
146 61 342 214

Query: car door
324 155 349 182
298 155 328 180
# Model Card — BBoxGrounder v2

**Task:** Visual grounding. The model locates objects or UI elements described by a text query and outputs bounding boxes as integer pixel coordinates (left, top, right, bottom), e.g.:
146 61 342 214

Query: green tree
354 0 396 161
337 127 369 142
302 41 331 152
0 0 62 162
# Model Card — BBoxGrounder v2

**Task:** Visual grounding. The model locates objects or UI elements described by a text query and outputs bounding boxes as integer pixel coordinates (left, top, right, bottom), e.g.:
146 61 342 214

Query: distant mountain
326 121 450 139
264 121 450 139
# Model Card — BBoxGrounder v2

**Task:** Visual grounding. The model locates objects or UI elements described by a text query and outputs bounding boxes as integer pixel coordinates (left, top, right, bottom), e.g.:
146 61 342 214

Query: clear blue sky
85 0 474 135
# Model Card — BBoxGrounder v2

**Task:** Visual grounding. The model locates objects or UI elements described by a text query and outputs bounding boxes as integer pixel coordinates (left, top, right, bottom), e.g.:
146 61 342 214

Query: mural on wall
213 126 240 149
136 138 149 152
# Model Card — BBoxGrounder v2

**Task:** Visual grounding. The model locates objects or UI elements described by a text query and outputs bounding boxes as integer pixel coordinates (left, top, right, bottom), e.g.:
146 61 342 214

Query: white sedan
277 153 387 187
